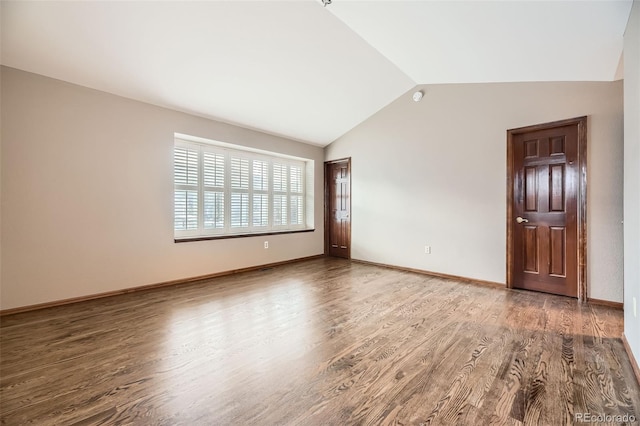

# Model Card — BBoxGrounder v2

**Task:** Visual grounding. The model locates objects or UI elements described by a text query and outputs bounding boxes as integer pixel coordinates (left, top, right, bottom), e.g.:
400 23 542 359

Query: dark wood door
508 118 587 298
325 159 351 258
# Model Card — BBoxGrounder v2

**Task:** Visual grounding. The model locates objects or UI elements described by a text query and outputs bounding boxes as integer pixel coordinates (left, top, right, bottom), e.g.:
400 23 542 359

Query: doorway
325 158 351 259
507 117 587 299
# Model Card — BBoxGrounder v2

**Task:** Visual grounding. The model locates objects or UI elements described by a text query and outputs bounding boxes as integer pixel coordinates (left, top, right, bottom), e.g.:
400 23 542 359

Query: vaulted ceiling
1 1 632 146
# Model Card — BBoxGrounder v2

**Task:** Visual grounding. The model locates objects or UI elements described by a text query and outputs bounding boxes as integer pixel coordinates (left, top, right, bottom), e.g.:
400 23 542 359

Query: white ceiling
1 1 633 147
329 0 633 84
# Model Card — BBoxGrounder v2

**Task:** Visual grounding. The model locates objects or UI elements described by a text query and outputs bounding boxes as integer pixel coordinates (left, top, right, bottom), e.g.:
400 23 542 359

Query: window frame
174 137 312 242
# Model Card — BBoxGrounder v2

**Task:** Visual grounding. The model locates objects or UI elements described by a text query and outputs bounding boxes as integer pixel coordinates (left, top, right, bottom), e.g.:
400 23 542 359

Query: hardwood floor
1 258 638 425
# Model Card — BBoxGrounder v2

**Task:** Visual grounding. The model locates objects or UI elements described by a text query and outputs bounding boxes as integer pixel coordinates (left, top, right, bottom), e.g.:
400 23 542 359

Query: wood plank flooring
1 257 638 425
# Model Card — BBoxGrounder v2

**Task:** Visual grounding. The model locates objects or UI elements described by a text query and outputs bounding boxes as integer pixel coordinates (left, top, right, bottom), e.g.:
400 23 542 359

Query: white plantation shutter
273 194 287 226
174 147 198 186
174 146 199 231
174 137 308 239
204 152 224 187
253 160 268 191
252 160 269 227
273 163 288 227
230 193 249 228
230 157 250 229
203 151 225 230
290 195 303 225
231 157 249 190
253 194 268 227
273 163 287 192
290 165 304 225
204 191 224 229
290 165 303 193
174 190 198 230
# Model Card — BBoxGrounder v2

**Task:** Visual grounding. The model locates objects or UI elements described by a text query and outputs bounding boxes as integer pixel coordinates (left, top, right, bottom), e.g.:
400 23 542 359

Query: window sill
174 228 315 243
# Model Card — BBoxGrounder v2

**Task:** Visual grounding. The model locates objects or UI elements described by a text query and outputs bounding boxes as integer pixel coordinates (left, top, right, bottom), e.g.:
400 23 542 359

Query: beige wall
0 67 324 310
624 0 640 366
326 81 624 302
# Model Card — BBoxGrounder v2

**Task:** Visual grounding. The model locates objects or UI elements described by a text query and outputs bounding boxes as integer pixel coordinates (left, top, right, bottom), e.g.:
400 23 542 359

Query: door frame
324 158 352 258
506 116 588 300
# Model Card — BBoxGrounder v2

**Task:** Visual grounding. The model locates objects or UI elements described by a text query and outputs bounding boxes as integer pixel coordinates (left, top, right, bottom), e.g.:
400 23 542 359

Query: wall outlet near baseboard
264 241 269 249
424 245 431 254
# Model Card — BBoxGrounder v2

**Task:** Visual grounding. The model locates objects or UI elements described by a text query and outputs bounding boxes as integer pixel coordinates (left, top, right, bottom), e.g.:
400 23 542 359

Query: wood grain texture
0 255 324 316
507 116 588 300
587 298 624 310
351 258 505 289
623 334 640 387
512 123 578 297
325 158 351 259
1 258 637 425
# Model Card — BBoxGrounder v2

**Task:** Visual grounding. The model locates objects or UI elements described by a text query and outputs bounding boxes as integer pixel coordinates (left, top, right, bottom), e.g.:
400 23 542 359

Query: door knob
516 216 529 224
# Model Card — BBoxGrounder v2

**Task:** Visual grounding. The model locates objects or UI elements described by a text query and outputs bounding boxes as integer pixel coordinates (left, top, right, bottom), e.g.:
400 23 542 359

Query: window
174 137 312 240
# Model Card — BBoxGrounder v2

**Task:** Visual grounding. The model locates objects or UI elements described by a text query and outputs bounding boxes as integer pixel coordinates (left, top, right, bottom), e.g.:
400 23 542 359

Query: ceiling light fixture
322 0 332 6
412 90 423 102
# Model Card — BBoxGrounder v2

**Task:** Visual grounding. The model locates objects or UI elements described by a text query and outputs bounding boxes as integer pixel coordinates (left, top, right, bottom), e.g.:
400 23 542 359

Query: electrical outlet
264 241 269 249
424 245 431 254
634 297 637 318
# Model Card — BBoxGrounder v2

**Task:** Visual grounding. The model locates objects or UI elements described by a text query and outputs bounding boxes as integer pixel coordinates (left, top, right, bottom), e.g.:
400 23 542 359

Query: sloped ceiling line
0 0 633 146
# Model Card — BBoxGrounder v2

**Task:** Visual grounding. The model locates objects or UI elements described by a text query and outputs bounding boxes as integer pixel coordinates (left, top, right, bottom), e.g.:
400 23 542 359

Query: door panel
523 226 539 273
549 227 566 276
325 159 351 258
509 119 584 298
549 165 565 211
524 166 538 211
